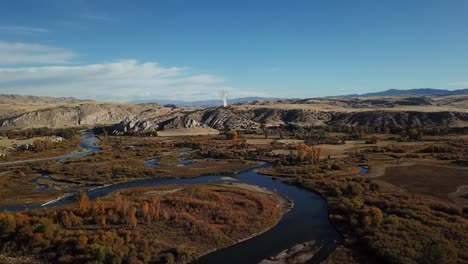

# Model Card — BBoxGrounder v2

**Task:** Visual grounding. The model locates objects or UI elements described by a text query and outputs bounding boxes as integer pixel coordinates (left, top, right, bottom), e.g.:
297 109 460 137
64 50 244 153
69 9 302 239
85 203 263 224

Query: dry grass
232 102 468 113
0 184 285 263
378 164 468 203
0 171 62 207
157 127 219 136
276 139 305 144
161 159 260 177
0 136 53 148
245 138 274 145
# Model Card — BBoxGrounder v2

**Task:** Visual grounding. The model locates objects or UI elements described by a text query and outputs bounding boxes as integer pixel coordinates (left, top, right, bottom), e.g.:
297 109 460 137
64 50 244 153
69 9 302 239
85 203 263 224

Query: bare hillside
0 102 170 129
1 94 467 132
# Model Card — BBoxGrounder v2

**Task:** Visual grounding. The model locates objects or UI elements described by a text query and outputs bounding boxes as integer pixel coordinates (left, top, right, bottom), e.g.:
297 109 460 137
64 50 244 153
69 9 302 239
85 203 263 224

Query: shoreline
0 159 260 209
193 182 292 262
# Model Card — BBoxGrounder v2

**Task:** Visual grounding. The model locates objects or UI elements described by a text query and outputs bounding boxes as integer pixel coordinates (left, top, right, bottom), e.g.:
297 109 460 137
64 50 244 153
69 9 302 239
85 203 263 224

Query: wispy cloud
448 81 468 87
0 60 262 101
0 25 49 35
0 40 261 101
0 41 76 65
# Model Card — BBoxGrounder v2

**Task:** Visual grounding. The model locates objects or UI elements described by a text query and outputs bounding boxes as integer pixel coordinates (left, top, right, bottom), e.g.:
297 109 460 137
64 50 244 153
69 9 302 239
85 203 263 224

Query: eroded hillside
1 94 467 133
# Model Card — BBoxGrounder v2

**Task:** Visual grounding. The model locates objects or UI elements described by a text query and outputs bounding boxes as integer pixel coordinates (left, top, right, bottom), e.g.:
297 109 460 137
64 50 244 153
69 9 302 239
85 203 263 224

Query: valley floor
0 128 467 263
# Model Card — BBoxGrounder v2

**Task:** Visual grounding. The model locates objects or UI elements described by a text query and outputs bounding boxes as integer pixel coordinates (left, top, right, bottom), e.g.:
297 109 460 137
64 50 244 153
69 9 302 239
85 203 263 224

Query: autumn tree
77 193 91 216
77 234 88 248
367 206 383 226
128 207 138 228
114 195 124 214
107 209 119 224
60 211 72 228
151 196 161 221
225 130 238 140
297 144 322 164
0 213 16 235
141 201 150 222
92 198 106 218
69 211 83 227
309 146 322 164
96 215 107 227
297 143 308 162
422 241 458 264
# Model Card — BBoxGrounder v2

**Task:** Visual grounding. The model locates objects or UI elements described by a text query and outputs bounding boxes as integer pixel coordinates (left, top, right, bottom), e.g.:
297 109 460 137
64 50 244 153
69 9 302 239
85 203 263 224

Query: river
0 131 342 263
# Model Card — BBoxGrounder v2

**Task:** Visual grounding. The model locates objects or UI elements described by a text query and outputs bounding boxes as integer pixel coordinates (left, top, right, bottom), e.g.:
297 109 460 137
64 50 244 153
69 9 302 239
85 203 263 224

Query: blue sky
1 0 467 101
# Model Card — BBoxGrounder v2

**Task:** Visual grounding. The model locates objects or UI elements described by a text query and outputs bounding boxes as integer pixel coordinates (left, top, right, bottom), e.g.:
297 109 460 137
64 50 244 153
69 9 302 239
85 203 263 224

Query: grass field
157 127 219 136
0 136 51 148
0 171 63 207
377 164 468 203
245 138 274 145
233 102 468 113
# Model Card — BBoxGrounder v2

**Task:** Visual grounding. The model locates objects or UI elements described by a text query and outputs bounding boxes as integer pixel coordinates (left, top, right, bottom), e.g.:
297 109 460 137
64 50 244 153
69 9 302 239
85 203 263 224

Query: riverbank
0 184 286 264
255 168 348 264
193 182 291 261
1 132 343 264
255 160 468 263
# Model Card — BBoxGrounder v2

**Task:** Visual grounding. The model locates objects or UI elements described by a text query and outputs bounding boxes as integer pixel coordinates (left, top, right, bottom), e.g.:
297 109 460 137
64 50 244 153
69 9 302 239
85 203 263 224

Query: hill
1 94 468 133
333 88 468 98
0 94 87 105
131 97 276 108
0 102 170 129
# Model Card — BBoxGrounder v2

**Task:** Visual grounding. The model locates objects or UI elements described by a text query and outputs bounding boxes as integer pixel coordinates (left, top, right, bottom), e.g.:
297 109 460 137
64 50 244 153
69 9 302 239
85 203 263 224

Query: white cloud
0 41 262 101
0 25 49 35
0 60 263 101
0 41 76 65
448 81 468 87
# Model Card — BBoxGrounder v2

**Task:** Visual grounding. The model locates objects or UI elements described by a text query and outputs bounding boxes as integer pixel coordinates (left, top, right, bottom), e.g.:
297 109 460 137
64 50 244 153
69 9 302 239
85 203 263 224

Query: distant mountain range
131 97 278 108
3 88 466 109
2 89 467 130
131 88 468 108
333 88 468 98
0 94 88 104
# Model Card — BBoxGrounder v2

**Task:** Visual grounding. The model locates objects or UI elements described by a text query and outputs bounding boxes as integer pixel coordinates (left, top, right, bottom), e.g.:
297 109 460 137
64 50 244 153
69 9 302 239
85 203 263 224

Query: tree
96 215 107 227
114 195 124 215
309 146 322 164
368 206 383 226
297 144 308 162
78 234 88 248
297 144 322 164
60 211 72 228
141 201 150 222
0 213 17 235
77 193 91 216
225 130 238 140
128 207 138 228
345 183 363 198
422 241 457 264
69 211 83 227
92 198 106 218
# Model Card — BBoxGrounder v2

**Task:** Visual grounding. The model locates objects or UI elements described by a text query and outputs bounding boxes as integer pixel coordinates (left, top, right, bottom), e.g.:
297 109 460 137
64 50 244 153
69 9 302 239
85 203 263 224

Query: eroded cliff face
328 111 468 128
112 107 468 134
0 103 166 129
2 100 467 133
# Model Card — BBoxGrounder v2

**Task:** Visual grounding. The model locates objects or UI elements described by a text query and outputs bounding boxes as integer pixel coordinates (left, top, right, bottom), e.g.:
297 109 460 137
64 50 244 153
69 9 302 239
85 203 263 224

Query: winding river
0 131 342 263
55 131 102 163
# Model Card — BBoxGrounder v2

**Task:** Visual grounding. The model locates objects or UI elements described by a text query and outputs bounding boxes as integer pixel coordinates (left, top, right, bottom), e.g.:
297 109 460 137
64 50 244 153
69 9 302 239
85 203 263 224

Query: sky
0 0 468 101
